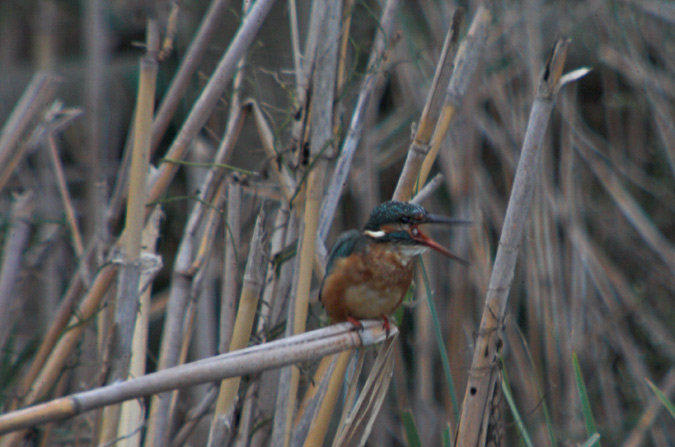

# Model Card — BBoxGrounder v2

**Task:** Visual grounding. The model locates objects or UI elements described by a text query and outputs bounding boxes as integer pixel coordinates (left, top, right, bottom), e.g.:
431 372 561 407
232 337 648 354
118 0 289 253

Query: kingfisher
319 200 470 330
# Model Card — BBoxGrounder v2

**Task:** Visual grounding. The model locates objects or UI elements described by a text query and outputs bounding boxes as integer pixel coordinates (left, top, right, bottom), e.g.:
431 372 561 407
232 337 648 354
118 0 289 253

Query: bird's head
363 201 470 265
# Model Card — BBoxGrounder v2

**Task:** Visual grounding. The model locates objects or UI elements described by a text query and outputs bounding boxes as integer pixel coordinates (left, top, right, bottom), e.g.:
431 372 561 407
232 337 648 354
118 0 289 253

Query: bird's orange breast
320 244 415 323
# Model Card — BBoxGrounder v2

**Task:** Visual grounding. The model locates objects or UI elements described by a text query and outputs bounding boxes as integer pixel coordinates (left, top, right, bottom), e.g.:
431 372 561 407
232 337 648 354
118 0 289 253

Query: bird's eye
401 216 410 224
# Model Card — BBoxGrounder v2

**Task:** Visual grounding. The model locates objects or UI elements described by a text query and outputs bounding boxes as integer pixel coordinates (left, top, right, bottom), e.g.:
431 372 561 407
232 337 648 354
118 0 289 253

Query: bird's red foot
381 315 391 337
347 316 364 331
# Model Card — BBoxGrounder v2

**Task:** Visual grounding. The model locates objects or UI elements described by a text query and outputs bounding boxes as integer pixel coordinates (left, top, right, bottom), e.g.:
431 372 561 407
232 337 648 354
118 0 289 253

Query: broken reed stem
207 205 269 446
117 207 163 447
150 0 234 154
454 38 571 447
416 6 491 193
297 0 401 442
279 2 342 446
0 322 392 435
47 136 85 258
98 21 159 444
317 0 401 241
302 350 353 446
392 9 463 202
145 0 277 209
0 72 58 172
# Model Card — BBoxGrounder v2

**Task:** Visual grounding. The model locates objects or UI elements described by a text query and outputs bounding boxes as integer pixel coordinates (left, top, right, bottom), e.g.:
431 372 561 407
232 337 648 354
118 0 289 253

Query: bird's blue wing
325 229 362 276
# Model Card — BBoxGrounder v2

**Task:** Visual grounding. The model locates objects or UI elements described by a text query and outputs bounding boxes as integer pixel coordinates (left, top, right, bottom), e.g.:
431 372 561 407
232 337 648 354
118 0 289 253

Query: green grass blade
573 352 602 447
645 378 675 420
442 422 453 447
419 259 460 422
581 433 601 447
401 409 422 447
501 363 534 447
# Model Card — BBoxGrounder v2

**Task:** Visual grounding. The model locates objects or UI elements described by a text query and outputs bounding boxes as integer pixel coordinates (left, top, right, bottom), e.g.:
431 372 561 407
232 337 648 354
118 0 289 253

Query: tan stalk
391 9 463 202
207 206 269 446
165 180 228 431
219 177 243 354
0 265 118 445
117 207 163 447
274 2 343 446
331 335 397 446
296 1 403 443
251 101 297 201
47 135 85 259
149 0 234 153
416 7 491 196
454 39 572 447
145 0 277 210
0 322 392 435
235 204 290 447
145 101 248 447
0 73 58 180
302 351 353 446
317 0 402 241
97 20 158 445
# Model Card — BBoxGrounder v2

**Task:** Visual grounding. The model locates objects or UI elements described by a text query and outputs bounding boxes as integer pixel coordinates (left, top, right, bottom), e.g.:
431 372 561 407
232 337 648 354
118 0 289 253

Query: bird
319 200 470 331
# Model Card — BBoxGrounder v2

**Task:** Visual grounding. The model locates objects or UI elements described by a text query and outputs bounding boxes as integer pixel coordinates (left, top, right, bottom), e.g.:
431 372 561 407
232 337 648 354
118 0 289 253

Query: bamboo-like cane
117 207 163 447
0 73 58 178
145 0 278 211
0 321 393 435
391 9 464 202
207 205 269 446
275 2 343 447
454 38 573 447
98 20 159 444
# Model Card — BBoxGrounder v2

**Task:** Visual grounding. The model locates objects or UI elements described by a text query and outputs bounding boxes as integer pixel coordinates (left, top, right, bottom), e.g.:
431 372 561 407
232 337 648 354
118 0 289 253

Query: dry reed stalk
0 264 118 446
317 0 401 242
145 90 249 447
252 101 297 201
164 179 228 434
455 38 573 447
47 135 84 259
294 2 401 439
0 321 391 435
0 73 58 179
219 176 243 354
0 191 35 347
145 0 277 209
9 243 96 414
565 115 675 274
150 0 235 154
170 387 219 447
207 205 269 446
97 21 159 444
415 7 491 193
287 0 303 102
331 335 397 447
116 206 163 447
274 2 343 446
301 351 353 446
391 10 463 202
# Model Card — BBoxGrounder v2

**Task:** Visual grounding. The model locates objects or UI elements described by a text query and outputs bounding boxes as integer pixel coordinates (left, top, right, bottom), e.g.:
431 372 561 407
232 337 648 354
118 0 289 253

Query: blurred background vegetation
0 0 673 446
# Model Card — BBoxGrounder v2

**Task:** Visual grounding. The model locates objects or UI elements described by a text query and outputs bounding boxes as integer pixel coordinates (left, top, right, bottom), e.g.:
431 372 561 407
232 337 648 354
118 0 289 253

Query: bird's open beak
411 214 471 266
